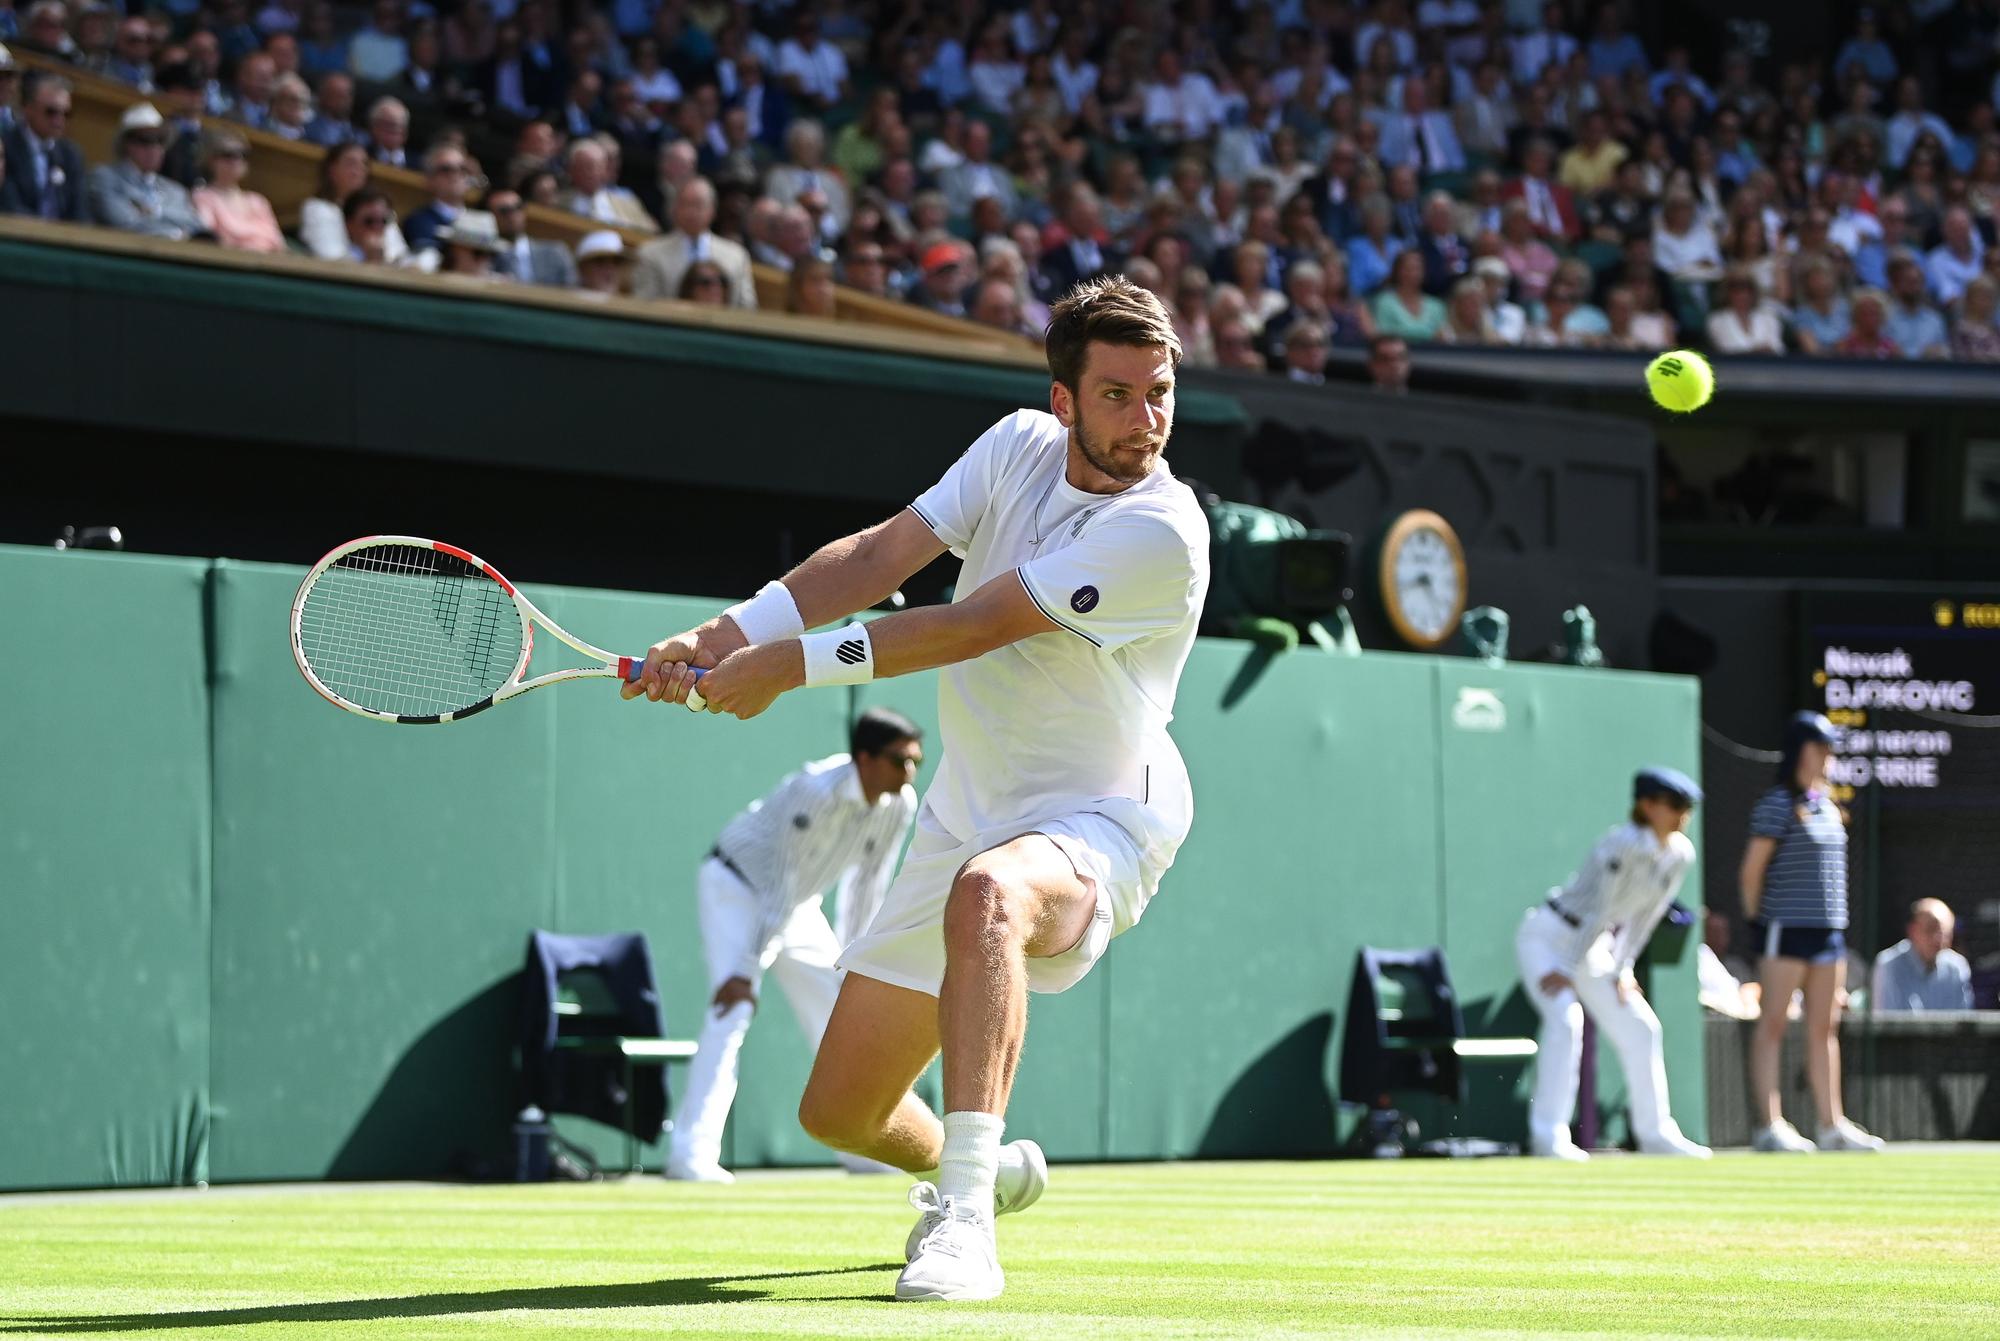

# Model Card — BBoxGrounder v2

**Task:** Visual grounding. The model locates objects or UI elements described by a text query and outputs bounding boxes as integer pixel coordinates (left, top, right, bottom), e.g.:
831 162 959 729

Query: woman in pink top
1497 199 1559 304
192 133 286 254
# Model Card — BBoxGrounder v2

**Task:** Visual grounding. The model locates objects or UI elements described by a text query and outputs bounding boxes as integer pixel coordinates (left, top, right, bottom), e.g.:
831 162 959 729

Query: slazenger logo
1071 586 1100 613
1451 687 1506 731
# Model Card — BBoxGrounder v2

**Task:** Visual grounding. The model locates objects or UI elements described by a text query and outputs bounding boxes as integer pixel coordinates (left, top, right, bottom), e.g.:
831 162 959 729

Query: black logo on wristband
1071 586 1100 613
836 638 867 665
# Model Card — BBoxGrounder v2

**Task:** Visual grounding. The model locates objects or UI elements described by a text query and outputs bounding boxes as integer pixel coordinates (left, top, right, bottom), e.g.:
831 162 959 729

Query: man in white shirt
775 13 848 113
1925 206 1985 305
1872 899 1975 1012
1142 49 1223 146
667 711 928 1182
627 278 1209 1302
560 136 658 234
1510 1 1577 87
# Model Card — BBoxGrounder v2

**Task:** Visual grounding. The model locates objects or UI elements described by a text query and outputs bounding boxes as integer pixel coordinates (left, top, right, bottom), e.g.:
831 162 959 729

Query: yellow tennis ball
1646 350 1714 413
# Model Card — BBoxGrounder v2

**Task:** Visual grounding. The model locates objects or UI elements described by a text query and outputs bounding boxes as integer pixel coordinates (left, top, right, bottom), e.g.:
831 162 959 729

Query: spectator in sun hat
89 101 205 239
434 209 503 278
574 228 630 296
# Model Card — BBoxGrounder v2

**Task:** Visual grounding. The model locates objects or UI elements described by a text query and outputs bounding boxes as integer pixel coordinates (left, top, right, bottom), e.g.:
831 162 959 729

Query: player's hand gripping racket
291 535 703 724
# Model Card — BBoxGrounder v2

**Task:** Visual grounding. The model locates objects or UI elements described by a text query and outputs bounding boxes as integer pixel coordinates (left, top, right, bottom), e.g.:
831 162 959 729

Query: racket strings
297 544 523 716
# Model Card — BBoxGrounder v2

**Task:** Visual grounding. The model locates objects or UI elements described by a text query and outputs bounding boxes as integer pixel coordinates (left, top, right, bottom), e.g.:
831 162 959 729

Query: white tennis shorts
838 801 1169 997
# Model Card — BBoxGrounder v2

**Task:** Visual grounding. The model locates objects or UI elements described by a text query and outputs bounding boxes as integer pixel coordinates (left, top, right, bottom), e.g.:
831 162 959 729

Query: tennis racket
291 535 702 724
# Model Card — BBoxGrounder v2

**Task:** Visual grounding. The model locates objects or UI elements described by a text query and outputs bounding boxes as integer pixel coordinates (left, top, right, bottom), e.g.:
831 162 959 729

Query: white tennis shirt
712 753 917 977
1544 823 1695 974
908 408 1210 868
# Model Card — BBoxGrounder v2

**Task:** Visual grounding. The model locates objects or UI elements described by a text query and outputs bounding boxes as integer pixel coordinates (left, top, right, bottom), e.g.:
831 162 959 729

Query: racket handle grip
618 657 707 713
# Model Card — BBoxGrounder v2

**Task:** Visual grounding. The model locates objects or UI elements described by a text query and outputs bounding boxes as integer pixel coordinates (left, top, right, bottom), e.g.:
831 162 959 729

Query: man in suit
1037 184 1122 295
363 95 410 168
305 72 359 146
1414 191 1470 295
1384 164 1425 244
476 16 564 122
402 141 475 255
1 73 90 222
1297 136 1365 243
88 102 204 238
487 184 577 286
155 62 208 190
631 176 756 307
1501 138 1581 245
230 50 275 131
1371 78 1466 178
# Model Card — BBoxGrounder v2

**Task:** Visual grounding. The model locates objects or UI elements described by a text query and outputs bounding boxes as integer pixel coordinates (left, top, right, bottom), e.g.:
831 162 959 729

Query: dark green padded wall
0 546 1704 1186
0 548 211 1189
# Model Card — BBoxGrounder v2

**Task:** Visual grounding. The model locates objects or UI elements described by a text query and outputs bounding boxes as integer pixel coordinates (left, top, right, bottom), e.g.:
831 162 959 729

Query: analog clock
1378 509 1467 650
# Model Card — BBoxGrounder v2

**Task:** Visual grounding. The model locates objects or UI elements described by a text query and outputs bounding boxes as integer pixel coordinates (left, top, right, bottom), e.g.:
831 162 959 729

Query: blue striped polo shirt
1749 786 1848 928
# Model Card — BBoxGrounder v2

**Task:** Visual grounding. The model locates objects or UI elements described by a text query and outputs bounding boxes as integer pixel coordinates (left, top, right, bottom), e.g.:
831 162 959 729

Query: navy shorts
1751 921 1847 965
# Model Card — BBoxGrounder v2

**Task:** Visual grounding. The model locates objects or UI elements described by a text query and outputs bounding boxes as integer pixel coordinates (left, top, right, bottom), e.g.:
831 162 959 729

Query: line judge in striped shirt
666 708 930 1183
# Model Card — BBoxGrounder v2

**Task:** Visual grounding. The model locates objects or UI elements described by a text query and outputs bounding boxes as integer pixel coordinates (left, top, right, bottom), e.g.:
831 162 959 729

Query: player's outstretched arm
690 569 1059 720
625 510 947 703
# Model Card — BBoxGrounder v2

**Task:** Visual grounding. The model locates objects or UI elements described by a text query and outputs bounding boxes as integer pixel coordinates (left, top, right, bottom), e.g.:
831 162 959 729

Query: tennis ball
1645 350 1714 413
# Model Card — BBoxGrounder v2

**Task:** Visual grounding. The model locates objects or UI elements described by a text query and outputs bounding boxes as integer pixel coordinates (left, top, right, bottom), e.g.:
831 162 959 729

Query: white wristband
800 623 875 687
721 580 805 646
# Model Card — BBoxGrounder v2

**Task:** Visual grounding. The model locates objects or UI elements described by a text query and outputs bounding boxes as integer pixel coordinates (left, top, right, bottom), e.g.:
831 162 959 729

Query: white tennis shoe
1638 1129 1713 1158
1816 1118 1885 1152
895 1185 1004 1302
904 1139 1045 1261
1751 1120 1818 1153
662 1158 734 1183
1530 1136 1591 1162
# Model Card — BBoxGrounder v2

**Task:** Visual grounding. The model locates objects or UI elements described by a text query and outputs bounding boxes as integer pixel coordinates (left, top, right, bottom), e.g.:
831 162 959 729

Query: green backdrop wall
0 544 1703 1190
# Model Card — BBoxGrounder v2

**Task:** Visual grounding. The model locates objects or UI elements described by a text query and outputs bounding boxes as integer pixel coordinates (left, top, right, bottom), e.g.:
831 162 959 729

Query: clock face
1390 524 1464 645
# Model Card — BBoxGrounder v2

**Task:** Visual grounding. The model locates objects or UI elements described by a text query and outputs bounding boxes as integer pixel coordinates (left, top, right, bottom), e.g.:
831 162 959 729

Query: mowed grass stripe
1 1152 1995 1340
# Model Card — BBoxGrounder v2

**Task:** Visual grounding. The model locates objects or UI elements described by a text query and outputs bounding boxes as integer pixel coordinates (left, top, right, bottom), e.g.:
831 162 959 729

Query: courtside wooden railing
0 212 1045 368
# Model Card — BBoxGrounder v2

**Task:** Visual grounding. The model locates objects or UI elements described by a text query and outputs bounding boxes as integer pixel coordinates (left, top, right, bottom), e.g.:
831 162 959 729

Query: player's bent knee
943 865 1025 953
797 1085 872 1153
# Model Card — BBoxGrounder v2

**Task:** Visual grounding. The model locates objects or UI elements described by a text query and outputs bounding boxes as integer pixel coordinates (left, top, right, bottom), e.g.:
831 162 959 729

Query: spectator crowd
4 0 2000 369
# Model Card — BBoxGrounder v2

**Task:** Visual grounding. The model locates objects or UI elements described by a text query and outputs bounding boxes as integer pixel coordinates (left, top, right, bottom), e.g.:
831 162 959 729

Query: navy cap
1634 766 1703 806
1787 710 1836 744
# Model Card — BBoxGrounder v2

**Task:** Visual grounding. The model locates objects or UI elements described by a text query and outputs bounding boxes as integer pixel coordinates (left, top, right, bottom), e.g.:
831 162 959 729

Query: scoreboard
1802 593 2000 794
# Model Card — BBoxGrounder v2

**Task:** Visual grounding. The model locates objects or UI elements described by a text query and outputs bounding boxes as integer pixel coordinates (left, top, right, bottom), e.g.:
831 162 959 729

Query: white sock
937 1111 1004 1221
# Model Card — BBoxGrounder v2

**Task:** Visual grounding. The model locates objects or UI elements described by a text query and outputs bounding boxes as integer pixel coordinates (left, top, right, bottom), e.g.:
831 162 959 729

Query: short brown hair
1044 275 1182 392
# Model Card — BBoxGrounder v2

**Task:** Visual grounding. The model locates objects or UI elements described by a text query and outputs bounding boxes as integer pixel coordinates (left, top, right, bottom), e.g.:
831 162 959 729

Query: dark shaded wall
1198 375 1657 667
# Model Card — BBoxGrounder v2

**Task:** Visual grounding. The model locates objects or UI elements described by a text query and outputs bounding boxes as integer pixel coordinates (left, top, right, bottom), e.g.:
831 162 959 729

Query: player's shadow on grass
1 1263 905 1333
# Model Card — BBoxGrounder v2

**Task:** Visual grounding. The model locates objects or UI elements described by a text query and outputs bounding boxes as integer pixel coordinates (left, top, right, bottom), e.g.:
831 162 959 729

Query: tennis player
625 277 1209 1301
